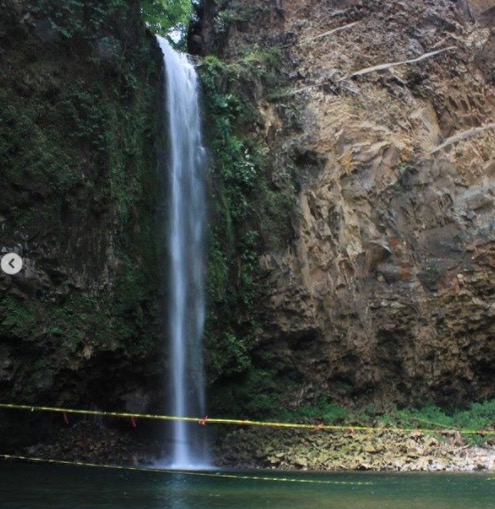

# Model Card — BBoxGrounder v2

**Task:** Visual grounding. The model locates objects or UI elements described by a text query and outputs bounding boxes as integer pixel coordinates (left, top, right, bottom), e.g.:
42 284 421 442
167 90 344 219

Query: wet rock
29 421 161 467
214 427 495 472
33 19 60 43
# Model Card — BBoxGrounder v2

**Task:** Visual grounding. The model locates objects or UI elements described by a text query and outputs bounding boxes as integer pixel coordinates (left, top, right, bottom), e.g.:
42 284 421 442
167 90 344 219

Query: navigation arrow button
1 253 23 275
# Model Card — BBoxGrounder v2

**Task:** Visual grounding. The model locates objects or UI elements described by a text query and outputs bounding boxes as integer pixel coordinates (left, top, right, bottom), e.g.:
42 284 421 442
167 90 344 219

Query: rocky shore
12 420 495 473
24 421 161 467
213 427 495 472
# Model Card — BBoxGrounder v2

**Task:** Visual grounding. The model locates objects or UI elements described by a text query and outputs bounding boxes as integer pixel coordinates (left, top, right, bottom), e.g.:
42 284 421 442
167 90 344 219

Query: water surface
0 463 493 509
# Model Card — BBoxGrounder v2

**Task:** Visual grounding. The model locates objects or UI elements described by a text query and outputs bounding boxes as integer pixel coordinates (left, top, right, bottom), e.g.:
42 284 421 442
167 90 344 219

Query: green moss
0 1 162 406
198 34 298 417
0 298 38 337
211 369 286 418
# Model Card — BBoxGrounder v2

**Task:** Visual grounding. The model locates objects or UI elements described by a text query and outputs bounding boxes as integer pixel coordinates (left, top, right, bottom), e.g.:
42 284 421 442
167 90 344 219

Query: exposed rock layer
214 427 495 472
202 0 495 409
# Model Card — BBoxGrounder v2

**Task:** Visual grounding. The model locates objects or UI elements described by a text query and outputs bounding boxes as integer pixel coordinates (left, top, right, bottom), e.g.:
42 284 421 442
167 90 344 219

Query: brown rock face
465 0 495 23
206 0 495 408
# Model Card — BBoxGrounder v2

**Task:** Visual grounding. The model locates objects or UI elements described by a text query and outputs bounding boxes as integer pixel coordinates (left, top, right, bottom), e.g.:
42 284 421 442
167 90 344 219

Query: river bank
14 417 495 472
212 427 495 472
24 421 161 467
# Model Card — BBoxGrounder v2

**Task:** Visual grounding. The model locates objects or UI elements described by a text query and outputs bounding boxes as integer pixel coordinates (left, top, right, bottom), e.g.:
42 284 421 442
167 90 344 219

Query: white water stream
156 35 208 468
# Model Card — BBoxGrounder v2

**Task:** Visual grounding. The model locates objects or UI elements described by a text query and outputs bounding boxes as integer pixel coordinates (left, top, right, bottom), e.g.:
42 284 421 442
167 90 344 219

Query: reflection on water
0 463 494 509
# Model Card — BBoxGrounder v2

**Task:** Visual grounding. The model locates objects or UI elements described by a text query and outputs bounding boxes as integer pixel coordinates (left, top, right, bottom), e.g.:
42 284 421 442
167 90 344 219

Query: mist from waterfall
156 35 208 469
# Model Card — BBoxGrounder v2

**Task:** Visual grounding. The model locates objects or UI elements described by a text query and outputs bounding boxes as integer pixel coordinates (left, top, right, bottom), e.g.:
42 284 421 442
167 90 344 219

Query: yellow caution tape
0 402 494 436
0 454 373 486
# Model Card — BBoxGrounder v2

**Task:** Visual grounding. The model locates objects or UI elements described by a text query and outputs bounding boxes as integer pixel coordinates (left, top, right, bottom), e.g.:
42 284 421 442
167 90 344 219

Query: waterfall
156 35 208 468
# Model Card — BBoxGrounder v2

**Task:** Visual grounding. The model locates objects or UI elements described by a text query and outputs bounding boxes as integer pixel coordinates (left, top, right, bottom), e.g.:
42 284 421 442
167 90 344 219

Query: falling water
156 35 208 468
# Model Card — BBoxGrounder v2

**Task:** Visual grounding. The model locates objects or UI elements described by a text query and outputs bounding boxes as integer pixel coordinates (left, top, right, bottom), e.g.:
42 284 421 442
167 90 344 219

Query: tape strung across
1 454 493 485
0 454 373 486
0 402 494 436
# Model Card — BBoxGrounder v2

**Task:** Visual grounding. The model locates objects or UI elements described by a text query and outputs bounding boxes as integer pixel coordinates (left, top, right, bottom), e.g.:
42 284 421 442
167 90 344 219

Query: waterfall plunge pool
0 462 493 509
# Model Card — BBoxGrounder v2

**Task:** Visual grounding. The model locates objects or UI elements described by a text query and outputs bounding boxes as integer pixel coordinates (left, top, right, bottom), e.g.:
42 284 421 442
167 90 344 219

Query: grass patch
278 400 495 445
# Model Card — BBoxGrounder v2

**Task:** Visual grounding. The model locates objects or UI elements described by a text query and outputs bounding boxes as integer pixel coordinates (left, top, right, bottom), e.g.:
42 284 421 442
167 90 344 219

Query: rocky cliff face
0 0 163 446
2 0 494 452
201 0 495 410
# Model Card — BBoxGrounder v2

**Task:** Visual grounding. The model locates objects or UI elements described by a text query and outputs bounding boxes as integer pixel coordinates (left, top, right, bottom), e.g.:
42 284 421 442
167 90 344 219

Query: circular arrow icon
1 253 23 275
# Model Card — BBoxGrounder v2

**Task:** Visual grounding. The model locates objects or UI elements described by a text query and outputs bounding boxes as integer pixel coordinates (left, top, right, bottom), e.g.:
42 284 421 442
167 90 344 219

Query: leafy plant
198 40 299 421
141 0 194 39
30 0 130 39
376 402 495 445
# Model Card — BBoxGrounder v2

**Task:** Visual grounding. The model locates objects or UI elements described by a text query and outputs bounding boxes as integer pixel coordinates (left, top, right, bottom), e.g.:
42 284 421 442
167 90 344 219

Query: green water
0 463 494 509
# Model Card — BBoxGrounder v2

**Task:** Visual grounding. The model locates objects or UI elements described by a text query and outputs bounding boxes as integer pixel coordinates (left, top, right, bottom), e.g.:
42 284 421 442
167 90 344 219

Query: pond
0 462 493 509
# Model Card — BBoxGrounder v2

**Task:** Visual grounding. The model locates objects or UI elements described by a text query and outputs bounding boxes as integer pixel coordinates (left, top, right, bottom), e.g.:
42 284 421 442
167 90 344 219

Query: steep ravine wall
200 0 495 413
2 0 495 453
0 0 163 447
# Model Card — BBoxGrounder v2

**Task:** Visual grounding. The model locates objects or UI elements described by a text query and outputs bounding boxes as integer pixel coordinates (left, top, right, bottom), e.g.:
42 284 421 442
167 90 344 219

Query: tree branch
349 46 457 78
430 123 495 154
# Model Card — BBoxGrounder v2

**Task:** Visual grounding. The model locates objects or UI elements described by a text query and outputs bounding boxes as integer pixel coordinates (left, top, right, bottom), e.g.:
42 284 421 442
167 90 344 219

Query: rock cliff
2 0 495 453
201 0 495 411
0 0 163 447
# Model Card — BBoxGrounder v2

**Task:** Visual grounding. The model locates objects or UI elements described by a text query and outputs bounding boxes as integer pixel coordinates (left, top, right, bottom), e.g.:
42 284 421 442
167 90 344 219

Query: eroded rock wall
203 0 495 409
0 0 163 446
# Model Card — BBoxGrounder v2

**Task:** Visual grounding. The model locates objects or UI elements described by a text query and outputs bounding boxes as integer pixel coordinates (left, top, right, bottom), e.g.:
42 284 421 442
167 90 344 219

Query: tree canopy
141 0 194 39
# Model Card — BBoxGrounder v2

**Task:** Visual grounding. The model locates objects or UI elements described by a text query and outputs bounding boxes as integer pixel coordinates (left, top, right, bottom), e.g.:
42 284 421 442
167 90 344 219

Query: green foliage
456 400 495 430
30 0 195 44
61 87 109 152
232 45 282 82
30 0 130 39
0 0 162 399
376 402 495 445
208 331 251 377
214 1 265 34
0 298 37 337
378 405 453 429
281 402 350 424
212 369 286 418
141 0 194 39
0 96 80 193
199 43 298 420
200 55 262 309
273 400 495 445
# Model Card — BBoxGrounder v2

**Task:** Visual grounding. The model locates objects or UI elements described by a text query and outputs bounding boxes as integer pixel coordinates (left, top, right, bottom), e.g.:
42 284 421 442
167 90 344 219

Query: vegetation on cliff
0 0 167 445
198 45 301 417
195 0 495 468
213 398 495 471
2 0 495 468
196 0 495 425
